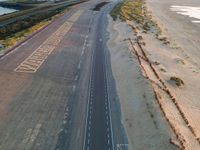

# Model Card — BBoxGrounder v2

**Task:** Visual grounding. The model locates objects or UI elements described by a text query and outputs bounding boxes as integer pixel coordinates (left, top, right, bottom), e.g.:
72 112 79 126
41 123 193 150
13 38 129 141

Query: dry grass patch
170 76 184 87
110 0 153 31
0 20 48 48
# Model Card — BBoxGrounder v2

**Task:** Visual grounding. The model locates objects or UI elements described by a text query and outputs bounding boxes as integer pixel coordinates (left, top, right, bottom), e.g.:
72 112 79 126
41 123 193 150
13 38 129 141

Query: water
0 0 17 15
171 6 200 23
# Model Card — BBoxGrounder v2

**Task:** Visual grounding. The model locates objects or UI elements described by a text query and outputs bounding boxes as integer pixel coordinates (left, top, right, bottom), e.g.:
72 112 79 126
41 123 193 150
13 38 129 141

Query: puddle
170 6 200 23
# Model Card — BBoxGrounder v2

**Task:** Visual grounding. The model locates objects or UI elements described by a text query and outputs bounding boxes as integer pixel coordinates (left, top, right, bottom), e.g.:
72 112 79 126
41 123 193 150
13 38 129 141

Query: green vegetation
170 76 184 87
110 2 123 20
110 0 152 31
0 8 62 39
110 0 143 21
93 2 109 11
0 20 48 48
0 0 86 49
0 0 87 50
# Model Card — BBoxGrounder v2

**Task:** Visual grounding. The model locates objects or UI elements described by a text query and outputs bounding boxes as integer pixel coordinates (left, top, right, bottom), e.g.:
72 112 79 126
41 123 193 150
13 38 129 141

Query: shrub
170 76 184 86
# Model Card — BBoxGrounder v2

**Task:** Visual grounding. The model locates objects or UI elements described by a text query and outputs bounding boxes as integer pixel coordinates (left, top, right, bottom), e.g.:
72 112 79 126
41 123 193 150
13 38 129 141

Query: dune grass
110 0 152 31
0 20 48 48
110 0 143 21
170 76 184 86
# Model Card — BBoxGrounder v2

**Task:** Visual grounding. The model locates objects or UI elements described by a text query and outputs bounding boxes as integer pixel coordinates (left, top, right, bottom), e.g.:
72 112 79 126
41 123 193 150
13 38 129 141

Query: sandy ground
143 0 200 149
107 16 177 150
106 0 200 149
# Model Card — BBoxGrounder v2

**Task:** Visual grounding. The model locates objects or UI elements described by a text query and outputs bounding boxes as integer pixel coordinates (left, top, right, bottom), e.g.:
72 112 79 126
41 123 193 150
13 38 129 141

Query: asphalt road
0 1 127 150
83 10 114 150
0 2 92 149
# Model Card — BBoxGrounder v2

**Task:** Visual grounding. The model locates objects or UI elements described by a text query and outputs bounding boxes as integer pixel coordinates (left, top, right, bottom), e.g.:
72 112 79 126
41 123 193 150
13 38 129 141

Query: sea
171 5 200 23
0 0 17 15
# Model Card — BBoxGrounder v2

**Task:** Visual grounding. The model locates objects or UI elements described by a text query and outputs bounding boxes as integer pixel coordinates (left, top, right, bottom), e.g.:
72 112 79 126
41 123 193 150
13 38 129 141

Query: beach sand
107 15 178 150
107 0 200 149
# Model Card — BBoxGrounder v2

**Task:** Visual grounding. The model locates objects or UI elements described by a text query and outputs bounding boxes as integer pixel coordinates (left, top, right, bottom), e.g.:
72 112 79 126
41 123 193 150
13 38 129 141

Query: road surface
83 11 114 150
0 0 127 150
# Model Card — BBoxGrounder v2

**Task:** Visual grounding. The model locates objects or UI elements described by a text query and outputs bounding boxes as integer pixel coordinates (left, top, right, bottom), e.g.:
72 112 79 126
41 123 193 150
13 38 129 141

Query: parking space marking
15 10 84 73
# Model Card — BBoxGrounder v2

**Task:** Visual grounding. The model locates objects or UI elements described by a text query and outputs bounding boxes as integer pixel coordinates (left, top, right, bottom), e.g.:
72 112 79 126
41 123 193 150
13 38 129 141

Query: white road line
81 50 85 56
81 34 88 56
103 40 115 150
29 123 42 143
75 75 78 81
117 144 129 150
21 41 28 46
63 120 67 125
22 129 32 143
83 15 95 150
73 85 76 92
107 133 109 138
78 61 81 69
66 107 69 112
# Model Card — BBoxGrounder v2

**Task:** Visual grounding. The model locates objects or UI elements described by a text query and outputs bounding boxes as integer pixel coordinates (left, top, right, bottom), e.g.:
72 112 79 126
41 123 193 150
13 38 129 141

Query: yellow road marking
15 10 84 73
